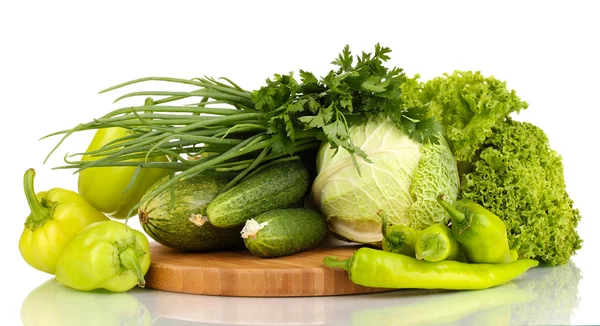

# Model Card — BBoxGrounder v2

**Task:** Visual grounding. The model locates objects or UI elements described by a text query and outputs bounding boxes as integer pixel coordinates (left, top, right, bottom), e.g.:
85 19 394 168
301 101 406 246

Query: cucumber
138 174 244 252
241 208 327 258
206 161 310 228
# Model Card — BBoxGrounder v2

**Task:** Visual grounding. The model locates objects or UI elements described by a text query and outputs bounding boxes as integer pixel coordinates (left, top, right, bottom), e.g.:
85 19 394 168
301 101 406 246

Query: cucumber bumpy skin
206 161 310 228
241 208 328 258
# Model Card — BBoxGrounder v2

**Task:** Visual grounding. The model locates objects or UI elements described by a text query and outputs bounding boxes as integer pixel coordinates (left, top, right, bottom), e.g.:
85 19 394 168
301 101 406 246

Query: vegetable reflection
21 278 151 326
351 282 537 325
510 262 582 325
351 262 581 326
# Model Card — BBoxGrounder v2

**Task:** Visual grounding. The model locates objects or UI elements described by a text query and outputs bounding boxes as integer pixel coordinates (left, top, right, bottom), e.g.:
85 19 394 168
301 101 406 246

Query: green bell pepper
415 223 463 262
55 220 151 292
78 127 169 219
378 210 418 256
19 168 108 274
437 194 518 264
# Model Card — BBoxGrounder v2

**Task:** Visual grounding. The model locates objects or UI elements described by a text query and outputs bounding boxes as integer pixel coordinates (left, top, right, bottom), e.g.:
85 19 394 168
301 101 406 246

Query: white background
1 1 599 325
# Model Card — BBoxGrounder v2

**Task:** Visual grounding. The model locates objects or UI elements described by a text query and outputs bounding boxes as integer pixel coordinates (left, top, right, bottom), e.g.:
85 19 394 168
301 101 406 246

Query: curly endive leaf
401 71 528 162
460 118 582 265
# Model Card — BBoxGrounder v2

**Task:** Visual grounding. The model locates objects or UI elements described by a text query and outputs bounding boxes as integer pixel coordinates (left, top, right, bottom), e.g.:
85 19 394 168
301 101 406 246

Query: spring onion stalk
44 76 321 217
44 45 435 217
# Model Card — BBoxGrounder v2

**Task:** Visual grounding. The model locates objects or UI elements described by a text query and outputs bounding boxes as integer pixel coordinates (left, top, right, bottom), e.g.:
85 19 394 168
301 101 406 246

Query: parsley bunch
253 43 440 169
46 44 438 212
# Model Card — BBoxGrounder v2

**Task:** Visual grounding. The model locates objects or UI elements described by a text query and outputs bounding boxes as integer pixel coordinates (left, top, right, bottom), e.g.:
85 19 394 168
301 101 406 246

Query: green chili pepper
323 247 539 290
415 223 462 262
437 194 518 264
55 220 150 292
377 210 418 256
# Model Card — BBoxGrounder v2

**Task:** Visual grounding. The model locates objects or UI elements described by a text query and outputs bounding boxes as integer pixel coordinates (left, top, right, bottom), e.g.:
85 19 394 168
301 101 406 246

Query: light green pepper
437 194 518 264
19 168 108 274
78 126 169 219
324 247 539 290
55 220 150 292
415 223 463 262
377 210 418 256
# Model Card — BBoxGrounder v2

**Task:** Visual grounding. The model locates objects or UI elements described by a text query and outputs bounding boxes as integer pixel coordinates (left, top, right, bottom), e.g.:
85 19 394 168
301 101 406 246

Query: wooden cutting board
145 238 392 297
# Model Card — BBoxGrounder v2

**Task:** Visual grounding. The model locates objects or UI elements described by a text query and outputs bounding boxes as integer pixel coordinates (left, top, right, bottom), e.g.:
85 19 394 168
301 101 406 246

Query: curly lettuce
401 70 529 163
460 118 582 265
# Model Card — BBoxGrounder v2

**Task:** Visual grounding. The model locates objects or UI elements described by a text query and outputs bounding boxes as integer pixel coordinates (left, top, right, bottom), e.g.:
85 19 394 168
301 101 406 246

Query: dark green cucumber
138 174 244 252
241 208 327 258
206 161 310 228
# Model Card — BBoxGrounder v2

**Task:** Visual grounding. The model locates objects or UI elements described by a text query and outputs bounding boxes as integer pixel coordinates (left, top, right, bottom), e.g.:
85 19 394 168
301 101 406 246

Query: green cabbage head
311 117 460 244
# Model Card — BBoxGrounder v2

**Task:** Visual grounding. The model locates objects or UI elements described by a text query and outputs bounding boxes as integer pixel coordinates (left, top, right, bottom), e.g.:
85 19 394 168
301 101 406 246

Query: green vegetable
207 161 310 228
378 210 418 256
55 220 150 292
19 168 108 274
311 116 459 245
437 194 517 264
44 44 438 213
401 70 529 164
78 126 169 219
21 279 152 326
241 208 327 258
138 174 244 252
415 223 462 262
402 70 581 265
323 247 538 290
460 118 582 265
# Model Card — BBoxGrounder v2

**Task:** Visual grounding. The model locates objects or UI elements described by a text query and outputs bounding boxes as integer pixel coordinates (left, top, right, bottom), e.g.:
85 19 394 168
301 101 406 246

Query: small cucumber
241 208 327 258
138 174 244 252
206 161 310 228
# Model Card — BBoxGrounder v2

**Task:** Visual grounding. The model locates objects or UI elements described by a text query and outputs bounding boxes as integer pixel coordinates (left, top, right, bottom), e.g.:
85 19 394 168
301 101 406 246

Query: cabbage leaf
311 117 459 244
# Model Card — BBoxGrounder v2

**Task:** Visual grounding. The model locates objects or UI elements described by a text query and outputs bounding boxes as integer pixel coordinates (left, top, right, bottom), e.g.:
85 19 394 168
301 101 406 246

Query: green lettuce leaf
401 71 529 162
459 118 582 265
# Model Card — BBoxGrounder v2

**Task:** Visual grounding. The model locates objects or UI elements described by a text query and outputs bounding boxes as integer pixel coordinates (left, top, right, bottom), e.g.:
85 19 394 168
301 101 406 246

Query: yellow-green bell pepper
19 168 109 274
55 220 151 292
78 127 169 219
437 194 518 264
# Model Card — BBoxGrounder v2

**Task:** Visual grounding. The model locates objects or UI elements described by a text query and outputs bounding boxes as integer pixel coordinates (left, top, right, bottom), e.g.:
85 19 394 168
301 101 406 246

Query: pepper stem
323 255 351 271
119 247 146 288
23 169 53 229
437 194 466 223
377 210 400 246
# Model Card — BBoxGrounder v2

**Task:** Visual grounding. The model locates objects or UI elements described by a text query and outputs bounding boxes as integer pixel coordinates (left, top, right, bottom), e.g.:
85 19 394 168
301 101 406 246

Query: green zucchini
206 161 310 228
138 174 244 252
241 208 327 258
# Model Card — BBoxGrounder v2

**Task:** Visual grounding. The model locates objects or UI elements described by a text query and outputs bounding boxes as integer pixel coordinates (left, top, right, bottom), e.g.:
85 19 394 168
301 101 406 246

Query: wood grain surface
145 238 392 297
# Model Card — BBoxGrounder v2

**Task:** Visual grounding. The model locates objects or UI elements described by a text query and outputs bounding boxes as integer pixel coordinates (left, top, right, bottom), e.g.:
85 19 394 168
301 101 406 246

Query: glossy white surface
2 1 599 325
18 261 594 325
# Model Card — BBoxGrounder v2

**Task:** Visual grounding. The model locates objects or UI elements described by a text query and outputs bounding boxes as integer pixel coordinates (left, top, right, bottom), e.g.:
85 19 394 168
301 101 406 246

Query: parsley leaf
331 45 353 71
250 44 439 172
